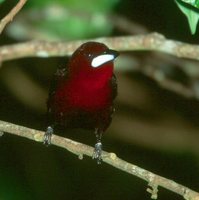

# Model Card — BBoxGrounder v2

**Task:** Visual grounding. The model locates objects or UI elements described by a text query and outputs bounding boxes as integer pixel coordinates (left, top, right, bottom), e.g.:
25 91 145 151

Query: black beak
104 49 120 59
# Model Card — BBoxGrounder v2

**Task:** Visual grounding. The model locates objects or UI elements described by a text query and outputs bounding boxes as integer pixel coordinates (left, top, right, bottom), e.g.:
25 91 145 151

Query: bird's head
68 42 119 75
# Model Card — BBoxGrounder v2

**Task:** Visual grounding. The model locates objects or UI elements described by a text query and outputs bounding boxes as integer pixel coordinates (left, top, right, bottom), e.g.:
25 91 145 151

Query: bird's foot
92 142 103 164
43 126 53 146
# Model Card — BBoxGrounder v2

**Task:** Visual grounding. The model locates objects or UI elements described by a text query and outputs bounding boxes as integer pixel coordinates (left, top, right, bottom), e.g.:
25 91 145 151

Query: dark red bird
44 42 119 164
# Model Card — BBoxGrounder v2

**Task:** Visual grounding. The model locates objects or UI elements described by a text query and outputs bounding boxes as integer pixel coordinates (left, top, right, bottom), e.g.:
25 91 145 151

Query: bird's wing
46 66 68 125
48 66 68 99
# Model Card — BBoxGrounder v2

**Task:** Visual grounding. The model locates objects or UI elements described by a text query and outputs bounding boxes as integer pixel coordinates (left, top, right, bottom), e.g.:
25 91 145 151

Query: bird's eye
91 54 114 68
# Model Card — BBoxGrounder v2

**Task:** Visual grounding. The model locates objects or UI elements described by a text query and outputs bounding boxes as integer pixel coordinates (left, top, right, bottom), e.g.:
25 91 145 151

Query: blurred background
0 0 199 199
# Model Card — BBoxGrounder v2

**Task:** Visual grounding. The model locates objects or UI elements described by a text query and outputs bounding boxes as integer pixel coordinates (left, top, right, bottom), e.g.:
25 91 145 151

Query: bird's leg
43 125 54 146
92 128 103 164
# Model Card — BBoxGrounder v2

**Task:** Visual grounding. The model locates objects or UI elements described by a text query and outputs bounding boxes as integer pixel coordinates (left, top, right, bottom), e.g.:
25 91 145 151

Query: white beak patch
91 54 115 68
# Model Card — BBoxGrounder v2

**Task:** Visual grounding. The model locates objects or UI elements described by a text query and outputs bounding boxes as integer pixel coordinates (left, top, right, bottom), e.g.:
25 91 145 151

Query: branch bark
0 0 27 34
0 120 198 200
1 33 199 63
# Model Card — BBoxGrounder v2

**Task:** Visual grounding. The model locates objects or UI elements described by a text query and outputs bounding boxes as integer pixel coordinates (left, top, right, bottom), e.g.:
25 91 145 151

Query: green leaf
0 0 5 4
7 0 119 40
175 0 199 34
27 0 119 13
180 0 199 8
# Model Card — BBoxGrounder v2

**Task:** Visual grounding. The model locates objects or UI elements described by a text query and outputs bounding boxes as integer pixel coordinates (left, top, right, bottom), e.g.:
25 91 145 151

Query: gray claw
92 142 102 164
44 126 53 146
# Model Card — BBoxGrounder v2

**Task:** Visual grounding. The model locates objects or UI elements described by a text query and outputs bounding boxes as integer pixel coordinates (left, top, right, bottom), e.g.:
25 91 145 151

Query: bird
44 41 119 164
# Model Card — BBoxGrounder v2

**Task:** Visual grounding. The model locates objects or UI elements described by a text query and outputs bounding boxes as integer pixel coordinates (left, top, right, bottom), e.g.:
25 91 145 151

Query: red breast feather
47 42 117 132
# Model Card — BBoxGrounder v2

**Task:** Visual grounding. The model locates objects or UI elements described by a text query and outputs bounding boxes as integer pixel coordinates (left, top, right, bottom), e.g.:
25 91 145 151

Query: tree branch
0 0 27 34
0 120 198 200
0 33 199 63
139 64 196 98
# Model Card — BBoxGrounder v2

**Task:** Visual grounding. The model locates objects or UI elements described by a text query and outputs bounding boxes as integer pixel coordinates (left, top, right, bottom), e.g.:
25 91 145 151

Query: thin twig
139 64 195 98
109 14 148 34
0 120 198 200
0 0 27 34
